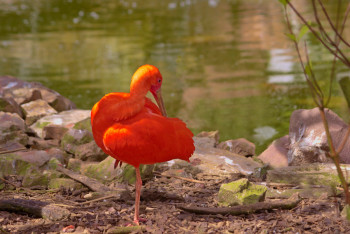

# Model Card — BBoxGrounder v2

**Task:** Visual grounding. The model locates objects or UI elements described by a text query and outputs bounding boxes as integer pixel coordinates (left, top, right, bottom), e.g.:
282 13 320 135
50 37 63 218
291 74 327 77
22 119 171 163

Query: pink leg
134 166 142 225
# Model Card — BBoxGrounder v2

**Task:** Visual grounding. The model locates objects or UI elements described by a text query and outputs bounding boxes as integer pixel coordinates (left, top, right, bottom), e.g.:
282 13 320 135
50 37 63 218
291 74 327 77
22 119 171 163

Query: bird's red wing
102 110 194 167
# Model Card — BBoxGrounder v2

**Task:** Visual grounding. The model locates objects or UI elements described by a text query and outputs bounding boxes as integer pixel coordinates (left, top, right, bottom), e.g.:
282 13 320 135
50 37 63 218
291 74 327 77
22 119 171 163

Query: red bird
91 64 195 224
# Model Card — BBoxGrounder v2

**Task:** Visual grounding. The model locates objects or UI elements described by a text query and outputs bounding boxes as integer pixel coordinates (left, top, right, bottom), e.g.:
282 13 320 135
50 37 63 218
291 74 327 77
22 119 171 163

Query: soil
1 173 350 234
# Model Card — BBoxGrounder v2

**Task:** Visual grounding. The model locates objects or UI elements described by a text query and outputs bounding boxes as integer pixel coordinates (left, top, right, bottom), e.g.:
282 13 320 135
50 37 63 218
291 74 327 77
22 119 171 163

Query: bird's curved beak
153 88 167 117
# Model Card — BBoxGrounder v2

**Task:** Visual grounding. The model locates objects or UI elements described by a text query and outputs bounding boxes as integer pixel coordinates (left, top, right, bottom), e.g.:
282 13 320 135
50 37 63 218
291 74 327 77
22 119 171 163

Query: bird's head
131 64 167 117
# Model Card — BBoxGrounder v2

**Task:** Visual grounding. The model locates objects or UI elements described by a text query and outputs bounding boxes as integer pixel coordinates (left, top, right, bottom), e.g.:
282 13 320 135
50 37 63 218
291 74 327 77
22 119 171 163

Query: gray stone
30 110 91 138
21 99 57 125
75 141 108 162
288 108 350 165
218 138 255 156
217 178 267 206
258 135 289 168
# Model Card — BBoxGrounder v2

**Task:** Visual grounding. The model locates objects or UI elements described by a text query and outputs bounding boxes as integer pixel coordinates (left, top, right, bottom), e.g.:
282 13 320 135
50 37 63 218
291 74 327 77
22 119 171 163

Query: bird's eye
158 79 161 83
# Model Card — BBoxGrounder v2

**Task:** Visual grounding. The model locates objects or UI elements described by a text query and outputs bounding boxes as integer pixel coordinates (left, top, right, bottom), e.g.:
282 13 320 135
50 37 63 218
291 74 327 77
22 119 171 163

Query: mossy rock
22 168 62 188
217 178 267 206
67 158 83 172
0 154 34 176
266 163 350 187
120 164 155 184
48 178 84 190
81 157 155 184
73 117 92 133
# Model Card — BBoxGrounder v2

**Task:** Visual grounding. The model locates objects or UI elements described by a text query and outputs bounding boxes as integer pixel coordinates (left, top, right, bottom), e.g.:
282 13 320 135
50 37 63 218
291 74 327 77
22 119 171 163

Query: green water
0 0 349 153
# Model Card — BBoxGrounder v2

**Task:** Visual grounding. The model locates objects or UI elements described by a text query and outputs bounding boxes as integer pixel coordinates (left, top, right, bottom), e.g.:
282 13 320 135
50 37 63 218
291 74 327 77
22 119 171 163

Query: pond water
0 0 349 153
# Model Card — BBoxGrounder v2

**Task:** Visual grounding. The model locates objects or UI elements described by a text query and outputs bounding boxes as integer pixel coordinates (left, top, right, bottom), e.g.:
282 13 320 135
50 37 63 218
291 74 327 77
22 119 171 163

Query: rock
258 135 289 168
266 187 341 199
49 95 76 112
0 76 76 111
48 178 84 190
0 153 34 176
21 99 57 125
0 111 26 132
81 156 154 184
5 87 41 105
67 158 83 172
30 110 91 138
60 128 94 154
217 138 255 156
75 141 108 162
16 150 53 167
42 125 69 140
194 130 220 148
217 178 267 206
22 168 61 188
73 117 92 133
28 137 60 150
187 146 262 176
266 163 350 186
288 108 350 165
0 97 23 117
81 157 121 183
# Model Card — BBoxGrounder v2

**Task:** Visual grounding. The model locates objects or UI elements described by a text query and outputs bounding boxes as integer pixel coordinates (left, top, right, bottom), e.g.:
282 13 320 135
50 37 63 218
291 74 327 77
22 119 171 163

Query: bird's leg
134 166 142 225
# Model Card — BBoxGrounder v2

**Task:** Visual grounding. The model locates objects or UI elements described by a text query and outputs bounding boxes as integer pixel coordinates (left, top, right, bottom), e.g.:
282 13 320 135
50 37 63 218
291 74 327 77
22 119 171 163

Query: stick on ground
0 199 70 221
177 193 301 215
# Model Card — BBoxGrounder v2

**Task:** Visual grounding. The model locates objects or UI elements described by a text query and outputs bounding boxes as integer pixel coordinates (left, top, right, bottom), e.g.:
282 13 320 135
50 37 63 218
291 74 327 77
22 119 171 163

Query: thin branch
317 0 350 48
336 125 350 155
288 2 350 67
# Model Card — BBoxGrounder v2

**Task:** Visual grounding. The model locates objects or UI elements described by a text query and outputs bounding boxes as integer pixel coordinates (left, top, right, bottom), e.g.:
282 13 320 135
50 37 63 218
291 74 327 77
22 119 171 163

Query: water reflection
0 0 348 153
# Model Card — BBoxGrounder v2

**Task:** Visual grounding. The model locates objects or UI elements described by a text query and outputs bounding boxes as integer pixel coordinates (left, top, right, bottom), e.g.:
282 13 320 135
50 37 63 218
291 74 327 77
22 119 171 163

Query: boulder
0 111 26 132
80 157 154 184
0 97 23 117
75 141 108 162
266 163 350 186
217 178 267 206
48 178 84 190
288 108 349 165
21 99 57 125
194 130 220 148
42 125 69 140
191 146 262 176
30 110 91 138
258 135 289 168
0 112 29 151
0 76 76 111
28 137 60 150
60 129 94 154
217 138 255 156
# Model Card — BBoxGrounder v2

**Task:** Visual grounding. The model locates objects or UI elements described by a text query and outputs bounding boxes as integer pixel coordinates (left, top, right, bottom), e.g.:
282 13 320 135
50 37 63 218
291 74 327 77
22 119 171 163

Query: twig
154 172 205 184
78 194 119 206
178 193 301 215
336 125 350 155
0 177 19 188
0 147 27 155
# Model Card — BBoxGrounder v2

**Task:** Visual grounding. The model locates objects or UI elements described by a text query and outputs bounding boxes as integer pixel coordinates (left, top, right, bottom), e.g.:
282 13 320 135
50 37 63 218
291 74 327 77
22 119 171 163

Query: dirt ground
1 173 350 234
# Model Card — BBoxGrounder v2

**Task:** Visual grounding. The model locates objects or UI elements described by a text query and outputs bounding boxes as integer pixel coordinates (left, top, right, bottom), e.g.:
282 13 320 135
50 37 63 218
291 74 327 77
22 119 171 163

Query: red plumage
90 64 194 224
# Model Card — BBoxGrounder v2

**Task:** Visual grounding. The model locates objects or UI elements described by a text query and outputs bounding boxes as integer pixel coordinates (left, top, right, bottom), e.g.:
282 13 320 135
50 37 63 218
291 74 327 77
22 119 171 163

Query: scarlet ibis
91 64 195 224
